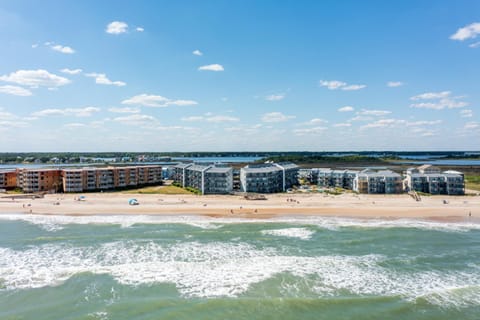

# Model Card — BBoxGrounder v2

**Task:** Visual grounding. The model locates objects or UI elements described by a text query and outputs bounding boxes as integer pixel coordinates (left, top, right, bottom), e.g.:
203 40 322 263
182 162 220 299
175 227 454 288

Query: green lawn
122 185 194 194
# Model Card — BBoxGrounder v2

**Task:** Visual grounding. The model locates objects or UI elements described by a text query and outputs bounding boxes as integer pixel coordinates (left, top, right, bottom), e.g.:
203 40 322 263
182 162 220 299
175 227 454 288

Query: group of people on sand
286 198 300 204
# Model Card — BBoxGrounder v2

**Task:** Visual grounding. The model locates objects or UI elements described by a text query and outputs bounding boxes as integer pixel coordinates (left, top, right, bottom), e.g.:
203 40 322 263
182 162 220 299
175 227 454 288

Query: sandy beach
1 192 479 220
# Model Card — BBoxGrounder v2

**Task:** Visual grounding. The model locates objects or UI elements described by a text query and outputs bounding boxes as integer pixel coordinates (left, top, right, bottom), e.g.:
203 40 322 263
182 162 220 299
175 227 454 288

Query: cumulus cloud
198 64 224 71
122 93 198 107
319 80 366 91
261 112 295 123
181 114 239 123
193 49 203 56
333 123 351 127
32 107 100 117
293 126 327 135
410 91 468 110
387 81 403 87
464 121 479 129
469 41 480 48
136 27 144 32
338 106 354 112
60 68 82 75
106 21 128 34
108 107 140 114
50 44 75 54
406 120 442 126
0 85 32 96
304 118 328 125
460 109 473 118
450 22 480 41
410 91 451 100
358 109 392 116
361 119 405 129
0 69 70 88
265 93 285 101
113 114 158 125
85 73 126 86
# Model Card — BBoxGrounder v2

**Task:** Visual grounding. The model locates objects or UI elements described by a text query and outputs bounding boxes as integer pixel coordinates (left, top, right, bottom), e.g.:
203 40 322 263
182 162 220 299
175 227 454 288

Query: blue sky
0 0 479 151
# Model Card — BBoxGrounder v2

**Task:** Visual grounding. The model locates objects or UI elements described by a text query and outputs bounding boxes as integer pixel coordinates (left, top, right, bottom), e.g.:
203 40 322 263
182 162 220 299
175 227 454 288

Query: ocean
0 214 479 319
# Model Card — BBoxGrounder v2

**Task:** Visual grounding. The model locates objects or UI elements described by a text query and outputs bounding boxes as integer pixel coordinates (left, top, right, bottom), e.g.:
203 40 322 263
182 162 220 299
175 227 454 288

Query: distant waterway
172 156 263 163
397 159 480 166
0 214 479 320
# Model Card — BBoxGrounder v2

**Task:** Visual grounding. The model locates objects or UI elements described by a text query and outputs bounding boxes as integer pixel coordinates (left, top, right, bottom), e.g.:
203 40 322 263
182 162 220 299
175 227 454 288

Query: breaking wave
0 241 479 307
0 213 479 232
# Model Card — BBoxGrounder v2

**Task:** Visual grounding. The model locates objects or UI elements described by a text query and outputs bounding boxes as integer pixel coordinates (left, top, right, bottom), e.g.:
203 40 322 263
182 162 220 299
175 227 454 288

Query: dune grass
122 185 194 194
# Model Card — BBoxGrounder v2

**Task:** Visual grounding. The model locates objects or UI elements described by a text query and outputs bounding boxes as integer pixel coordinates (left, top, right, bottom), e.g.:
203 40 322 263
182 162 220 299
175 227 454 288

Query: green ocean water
0 214 479 319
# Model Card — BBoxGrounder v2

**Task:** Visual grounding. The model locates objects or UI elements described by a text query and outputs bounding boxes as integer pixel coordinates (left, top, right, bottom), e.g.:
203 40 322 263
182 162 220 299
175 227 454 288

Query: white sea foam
0 213 478 233
0 241 479 307
261 228 315 240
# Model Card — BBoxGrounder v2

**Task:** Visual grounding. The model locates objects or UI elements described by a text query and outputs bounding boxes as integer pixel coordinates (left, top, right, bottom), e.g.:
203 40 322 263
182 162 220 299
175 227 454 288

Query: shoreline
1 192 479 221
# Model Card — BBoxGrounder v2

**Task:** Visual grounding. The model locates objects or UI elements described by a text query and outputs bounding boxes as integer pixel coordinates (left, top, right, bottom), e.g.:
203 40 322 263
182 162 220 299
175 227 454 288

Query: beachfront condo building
0 170 17 190
311 168 359 190
16 168 63 193
240 162 299 193
173 163 233 194
12 165 162 193
353 169 403 194
405 165 464 195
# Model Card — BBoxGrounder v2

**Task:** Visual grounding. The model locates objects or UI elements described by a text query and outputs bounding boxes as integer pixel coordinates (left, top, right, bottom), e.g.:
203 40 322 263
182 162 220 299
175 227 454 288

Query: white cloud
60 68 82 75
261 112 295 123
181 116 204 122
469 41 480 48
106 21 128 34
319 80 366 91
113 114 158 125
108 107 140 114
85 73 126 86
342 84 366 91
31 44 38 48
460 109 473 118
333 123 351 127
0 69 70 88
464 121 479 129
265 93 285 101
338 106 354 112
358 109 392 116
193 50 203 56
136 27 144 32
410 91 468 110
32 107 100 117
198 64 224 71
305 118 328 125
0 85 32 96
450 22 480 41
410 91 451 100
293 126 327 135
181 114 239 123
122 94 198 107
64 123 86 128
51 44 75 54
406 120 442 126
361 118 405 129
387 81 403 87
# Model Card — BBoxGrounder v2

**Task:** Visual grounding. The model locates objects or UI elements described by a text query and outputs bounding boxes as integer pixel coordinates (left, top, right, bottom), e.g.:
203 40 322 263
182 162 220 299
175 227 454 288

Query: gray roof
242 164 281 174
207 166 232 174
174 163 193 169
